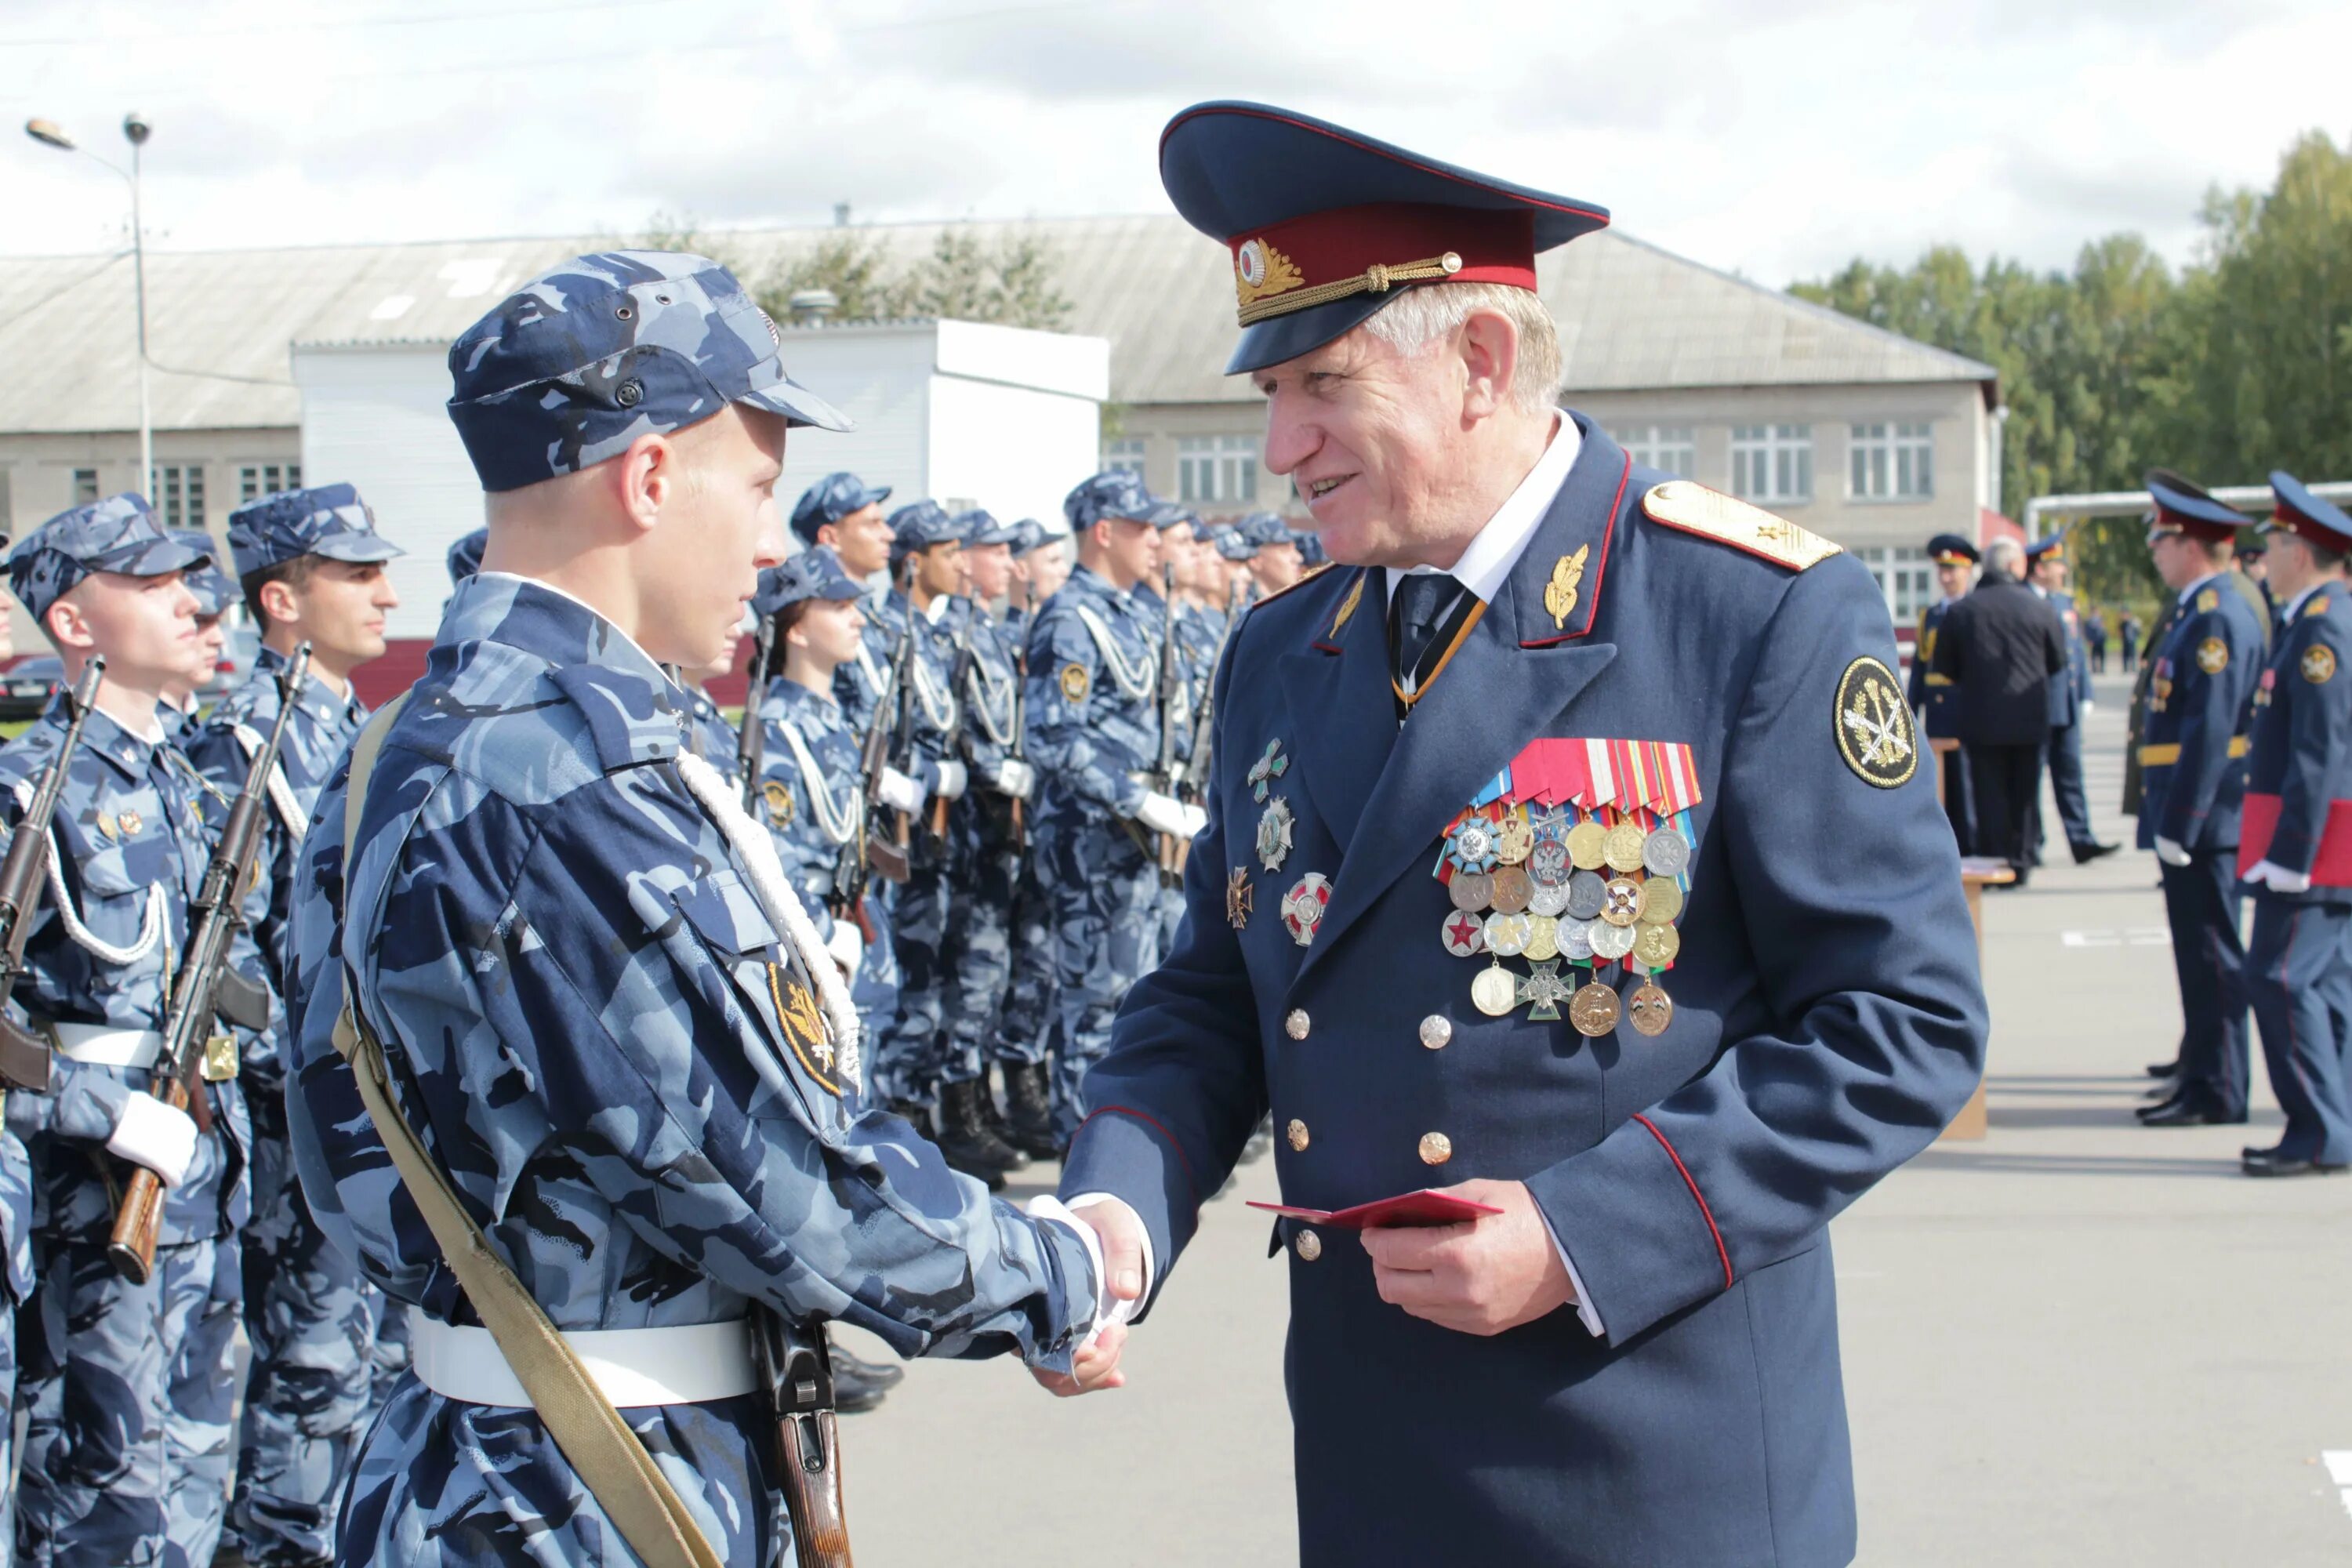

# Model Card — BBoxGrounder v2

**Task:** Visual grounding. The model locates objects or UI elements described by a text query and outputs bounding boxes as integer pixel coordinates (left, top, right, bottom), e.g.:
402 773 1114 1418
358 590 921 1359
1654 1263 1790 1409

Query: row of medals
1440 806 1686 1039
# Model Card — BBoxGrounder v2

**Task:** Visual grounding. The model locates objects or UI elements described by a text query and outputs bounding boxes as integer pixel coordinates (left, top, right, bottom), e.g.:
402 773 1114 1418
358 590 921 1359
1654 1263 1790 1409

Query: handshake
1029 1198 1149 1399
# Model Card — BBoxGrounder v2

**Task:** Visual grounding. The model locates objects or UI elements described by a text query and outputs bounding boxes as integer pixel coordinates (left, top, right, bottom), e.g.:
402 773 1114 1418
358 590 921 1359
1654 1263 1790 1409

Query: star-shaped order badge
1247 737 1290 803
1516 959 1574 1022
1256 796 1295 872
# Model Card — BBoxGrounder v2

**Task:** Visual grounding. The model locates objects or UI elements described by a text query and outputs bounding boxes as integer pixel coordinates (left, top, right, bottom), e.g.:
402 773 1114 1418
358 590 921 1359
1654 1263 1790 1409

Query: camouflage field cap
7 493 209 622
1212 524 1257 561
1063 470 1160 532
1236 510 1298 548
174 530 239 617
790 471 892 545
957 509 1025 548
227 482 404 576
755 545 866 616
447 250 853 493
446 526 489 587
887 500 963 565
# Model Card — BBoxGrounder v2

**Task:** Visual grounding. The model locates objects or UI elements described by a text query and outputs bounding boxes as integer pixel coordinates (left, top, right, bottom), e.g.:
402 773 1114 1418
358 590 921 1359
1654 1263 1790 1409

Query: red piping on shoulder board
1521 448 1632 648
1632 1112 1733 1290
1078 1105 1200 1200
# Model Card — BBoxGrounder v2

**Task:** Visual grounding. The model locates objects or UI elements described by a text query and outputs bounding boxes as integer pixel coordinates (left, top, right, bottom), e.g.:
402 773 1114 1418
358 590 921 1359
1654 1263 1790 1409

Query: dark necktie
1391 571 1464 695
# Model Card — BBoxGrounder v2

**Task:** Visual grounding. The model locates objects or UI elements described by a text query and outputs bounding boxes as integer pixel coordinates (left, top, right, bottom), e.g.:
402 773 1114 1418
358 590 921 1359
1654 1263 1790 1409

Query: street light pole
25 113 154 496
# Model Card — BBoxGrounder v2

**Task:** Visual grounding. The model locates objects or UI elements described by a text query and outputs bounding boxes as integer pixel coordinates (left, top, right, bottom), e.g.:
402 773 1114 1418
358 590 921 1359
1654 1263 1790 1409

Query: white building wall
926 376 1100 526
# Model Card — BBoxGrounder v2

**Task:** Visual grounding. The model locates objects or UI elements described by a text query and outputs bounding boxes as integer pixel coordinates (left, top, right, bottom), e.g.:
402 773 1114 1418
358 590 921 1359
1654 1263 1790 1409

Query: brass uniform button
1287 1118 1310 1152
1295 1228 1323 1261
1419 1014 1453 1051
1419 1131 1454 1166
1285 1008 1310 1040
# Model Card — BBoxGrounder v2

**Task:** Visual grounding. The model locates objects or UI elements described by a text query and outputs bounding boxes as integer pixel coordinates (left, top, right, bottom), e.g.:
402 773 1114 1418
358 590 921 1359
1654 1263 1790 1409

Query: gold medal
1489 865 1533 915
1588 920 1637 961
1523 914 1559 963
1569 982 1621 1037
1600 877 1642 927
1565 819 1607 870
1484 911 1534 957
1471 963 1518 1018
1627 981 1674 1036
1633 923 1681 967
1637 877 1683 924
1493 811 1535 866
1602 821 1648 873
1449 870 1494 913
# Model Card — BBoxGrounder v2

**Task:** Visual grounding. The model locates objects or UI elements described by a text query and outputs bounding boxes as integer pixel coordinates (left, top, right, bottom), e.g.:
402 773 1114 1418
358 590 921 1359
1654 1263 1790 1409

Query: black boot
826 1329 905 1392
935 1079 1026 1184
1002 1062 1065 1162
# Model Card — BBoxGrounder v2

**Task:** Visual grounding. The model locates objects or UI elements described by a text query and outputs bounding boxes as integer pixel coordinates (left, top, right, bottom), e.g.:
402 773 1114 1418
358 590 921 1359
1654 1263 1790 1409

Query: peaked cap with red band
2265 470 2352 553
2144 466 2252 544
1158 100 1611 375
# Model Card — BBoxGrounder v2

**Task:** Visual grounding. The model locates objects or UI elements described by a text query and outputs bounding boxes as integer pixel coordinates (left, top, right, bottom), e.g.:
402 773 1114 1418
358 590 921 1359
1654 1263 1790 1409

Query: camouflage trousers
17 1233 239 1568
991 848 1058 1071
933 799 1022 1089
1043 813 1165 1139
848 890 901 1079
877 836 953 1107
229 1090 411 1566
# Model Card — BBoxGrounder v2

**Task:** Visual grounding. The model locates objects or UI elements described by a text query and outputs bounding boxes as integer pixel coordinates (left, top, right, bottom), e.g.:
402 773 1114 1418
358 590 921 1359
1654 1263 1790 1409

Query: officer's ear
1457 307 1520 424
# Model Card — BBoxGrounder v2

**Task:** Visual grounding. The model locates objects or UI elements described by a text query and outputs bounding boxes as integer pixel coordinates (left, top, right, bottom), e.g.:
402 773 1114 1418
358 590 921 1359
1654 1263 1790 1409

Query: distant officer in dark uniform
1907 532 1978 851
2236 474 2352 1175
2027 531 2116 862
1048 101 1986 1568
1932 536 2066 884
2136 470 2266 1127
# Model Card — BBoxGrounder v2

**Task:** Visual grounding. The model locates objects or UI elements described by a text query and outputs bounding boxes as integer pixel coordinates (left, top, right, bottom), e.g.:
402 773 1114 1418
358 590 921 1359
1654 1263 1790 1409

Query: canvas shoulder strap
329 694 724 1568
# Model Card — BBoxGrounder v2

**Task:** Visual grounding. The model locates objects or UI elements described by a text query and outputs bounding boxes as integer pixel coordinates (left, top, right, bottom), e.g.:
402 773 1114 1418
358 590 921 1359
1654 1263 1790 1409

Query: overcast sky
5 0 2345 288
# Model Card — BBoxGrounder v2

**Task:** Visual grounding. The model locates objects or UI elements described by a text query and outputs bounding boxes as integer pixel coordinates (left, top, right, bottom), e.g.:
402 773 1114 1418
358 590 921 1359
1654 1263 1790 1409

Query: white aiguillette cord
674 751 863 1089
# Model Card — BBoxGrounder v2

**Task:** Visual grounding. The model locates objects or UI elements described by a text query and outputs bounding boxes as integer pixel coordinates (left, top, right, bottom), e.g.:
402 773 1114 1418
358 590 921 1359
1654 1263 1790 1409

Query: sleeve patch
1059 663 1091 702
2197 637 2230 674
760 779 795 827
1834 655 1917 789
2303 645 2336 684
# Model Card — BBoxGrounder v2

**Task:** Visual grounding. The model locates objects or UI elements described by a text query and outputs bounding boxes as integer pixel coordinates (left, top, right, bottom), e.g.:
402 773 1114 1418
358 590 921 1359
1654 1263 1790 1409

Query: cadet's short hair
1359 281 1563 415
241 556 321 627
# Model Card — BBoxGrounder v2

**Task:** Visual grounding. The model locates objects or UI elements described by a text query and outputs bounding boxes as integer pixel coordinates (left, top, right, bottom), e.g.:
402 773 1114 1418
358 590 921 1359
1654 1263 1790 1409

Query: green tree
759 230 909 322
753 226 1075 331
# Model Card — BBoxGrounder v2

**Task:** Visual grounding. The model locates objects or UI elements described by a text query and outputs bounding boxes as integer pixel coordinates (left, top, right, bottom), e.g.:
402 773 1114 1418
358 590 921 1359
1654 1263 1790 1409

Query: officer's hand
878 767 926 813
1361 1179 1574 1337
1032 1321 1127 1398
107 1094 199 1188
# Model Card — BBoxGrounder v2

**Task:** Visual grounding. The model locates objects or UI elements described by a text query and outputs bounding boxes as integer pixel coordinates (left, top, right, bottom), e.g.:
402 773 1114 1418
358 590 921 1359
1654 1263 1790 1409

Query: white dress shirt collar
2282 581 2325 622
2176 570 2225 608
1383 412 1581 607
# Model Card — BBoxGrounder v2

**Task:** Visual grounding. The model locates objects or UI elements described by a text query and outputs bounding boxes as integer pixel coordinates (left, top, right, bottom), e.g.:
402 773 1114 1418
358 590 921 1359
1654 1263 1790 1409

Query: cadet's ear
1457 307 1520 425
614 430 677 536
43 590 96 654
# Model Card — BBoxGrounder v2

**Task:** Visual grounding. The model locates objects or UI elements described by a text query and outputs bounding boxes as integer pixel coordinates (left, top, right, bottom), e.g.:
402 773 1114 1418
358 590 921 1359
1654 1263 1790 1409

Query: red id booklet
1247 1190 1504 1229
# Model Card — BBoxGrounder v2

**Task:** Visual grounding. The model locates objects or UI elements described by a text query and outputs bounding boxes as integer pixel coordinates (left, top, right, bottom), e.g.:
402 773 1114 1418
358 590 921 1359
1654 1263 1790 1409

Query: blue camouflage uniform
748 550 900 1062
794 474 896 735
992 519 1068 1080
2138 470 2268 1125
682 685 741 783
278 252 1101 1567
2239 474 2352 1173
0 520 27 1554
169 532 240 743
1026 472 1173 1138
187 485 409 1568
0 496 252 1568
1059 101 1987 1568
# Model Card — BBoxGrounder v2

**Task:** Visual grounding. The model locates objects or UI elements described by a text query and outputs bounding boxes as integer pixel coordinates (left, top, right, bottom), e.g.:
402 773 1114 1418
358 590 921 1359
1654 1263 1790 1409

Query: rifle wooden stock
751 1308 855 1568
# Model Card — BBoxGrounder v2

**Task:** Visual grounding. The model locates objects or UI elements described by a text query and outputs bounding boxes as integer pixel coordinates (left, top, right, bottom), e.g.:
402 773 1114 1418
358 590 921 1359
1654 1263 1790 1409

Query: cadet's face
827 504 893 579
699 629 740 684
295 559 400 666
1258 327 1466 568
793 597 866 667
56 569 204 690
189 614 225 688
966 542 1013 601
1250 541 1303 593
649 405 789 670
1098 517 1160 590
1025 544 1071 601
915 541 965 598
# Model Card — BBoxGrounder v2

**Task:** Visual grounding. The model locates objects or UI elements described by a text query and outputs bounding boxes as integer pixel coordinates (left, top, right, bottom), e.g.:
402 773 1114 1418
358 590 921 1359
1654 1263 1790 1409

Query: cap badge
1235 238 1305 307
1543 545 1591 630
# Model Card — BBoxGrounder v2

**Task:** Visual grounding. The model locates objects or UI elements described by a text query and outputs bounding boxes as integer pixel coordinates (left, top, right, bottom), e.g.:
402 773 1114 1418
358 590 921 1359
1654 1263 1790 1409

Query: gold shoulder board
1641 481 1842 572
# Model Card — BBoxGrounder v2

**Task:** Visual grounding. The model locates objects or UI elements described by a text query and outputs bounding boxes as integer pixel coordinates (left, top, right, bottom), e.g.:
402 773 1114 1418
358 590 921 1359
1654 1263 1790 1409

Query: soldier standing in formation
797 472 897 735
1907 532 1978 851
1237 510 1304 597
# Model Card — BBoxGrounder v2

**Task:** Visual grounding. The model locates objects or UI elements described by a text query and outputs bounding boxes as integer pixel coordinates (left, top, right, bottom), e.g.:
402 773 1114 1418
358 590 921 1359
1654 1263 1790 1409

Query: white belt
49 1024 164 1069
408 1316 759 1410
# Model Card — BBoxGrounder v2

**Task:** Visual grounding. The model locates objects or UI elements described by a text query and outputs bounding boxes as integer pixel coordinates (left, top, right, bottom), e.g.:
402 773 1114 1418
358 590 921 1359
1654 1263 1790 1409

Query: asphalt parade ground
837 670 2352 1567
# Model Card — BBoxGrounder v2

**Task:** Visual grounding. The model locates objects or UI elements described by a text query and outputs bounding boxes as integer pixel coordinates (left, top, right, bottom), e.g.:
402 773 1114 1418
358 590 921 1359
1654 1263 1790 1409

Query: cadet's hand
878 767 926 813
822 918 863 978
107 1094 199 1187
1032 1321 1128 1398
1135 791 1191 838
1361 1178 1574 1337
934 760 969 801
993 758 1036 800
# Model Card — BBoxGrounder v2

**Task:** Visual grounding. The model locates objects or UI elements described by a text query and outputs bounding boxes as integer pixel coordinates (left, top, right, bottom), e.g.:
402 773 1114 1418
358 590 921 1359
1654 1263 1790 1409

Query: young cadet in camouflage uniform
1131 505 1200 959
990 517 1074 1156
0 571 34 1545
930 511 1039 1178
0 496 252 1568
162 529 236 742
1238 509 1305 597
790 472 896 733
1025 471 1205 1139
277 252 1117 1567
681 630 746 786
185 485 404 1568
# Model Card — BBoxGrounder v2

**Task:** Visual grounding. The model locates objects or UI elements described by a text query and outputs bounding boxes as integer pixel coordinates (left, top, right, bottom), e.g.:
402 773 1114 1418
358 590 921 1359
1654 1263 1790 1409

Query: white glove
2154 837 2192 868
934 760 969 801
1181 803 1208 839
107 1094 198 1188
878 767 925 814
2248 859 2313 893
824 917 865 977
1136 791 1191 837
993 758 1036 800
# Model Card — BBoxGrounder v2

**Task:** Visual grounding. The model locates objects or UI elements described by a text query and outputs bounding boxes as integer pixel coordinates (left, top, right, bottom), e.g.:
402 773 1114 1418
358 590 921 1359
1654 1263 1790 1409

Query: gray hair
1358 281 1563 414
1983 537 2026 577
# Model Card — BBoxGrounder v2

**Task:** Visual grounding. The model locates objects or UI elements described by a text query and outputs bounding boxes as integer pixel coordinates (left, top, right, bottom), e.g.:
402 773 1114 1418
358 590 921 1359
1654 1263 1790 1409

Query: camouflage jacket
752 676 868 934
1026 564 1161 821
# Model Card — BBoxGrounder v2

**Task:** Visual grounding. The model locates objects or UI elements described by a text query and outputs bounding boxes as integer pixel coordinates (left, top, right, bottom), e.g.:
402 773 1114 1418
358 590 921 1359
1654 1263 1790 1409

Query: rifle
110 642 311 1286
0 659 109 1094
924 604 975 845
881 564 922 853
1151 563 1187 885
829 608 916 938
1006 581 1033 846
1178 581 1243 802
751 1304 853 1568
736 612 779 812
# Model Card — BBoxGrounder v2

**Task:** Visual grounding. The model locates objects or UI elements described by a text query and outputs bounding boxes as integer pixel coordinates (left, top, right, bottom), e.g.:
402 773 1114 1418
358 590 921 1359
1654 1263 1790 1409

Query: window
1177 435 1259 504
1849 423 1933 501
71 468 99 506
1860 546 1934 623
1100 437 1145 477
150 465 205 528
1731 425 1812 504
239 463 302 501
1612 425 1696 477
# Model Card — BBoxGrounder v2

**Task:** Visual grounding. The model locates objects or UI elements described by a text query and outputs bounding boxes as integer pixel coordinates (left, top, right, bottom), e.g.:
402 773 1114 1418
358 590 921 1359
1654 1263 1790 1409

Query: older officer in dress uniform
1907 532 1978 851
1052 103 1987 1568
2027 532 2116 863
2236 474 2352 1176
2136 470 2267 1128
1932 537 2066 884
189 485 407 1568
0 497 252 1568
276 252 1118 1567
